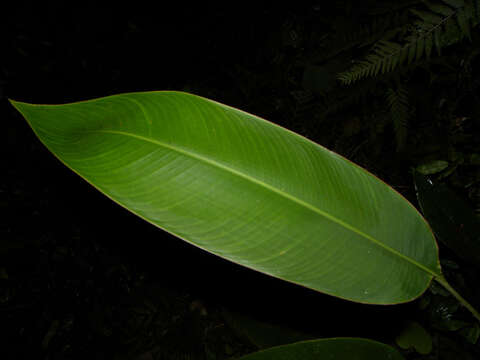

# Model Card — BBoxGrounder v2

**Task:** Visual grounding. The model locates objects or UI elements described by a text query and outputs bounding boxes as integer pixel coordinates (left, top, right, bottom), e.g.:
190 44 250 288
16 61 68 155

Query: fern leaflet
385 85 410 151
337 0 479 85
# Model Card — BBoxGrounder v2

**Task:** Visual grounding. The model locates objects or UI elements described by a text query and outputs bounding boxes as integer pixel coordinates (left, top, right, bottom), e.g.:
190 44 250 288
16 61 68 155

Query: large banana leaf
10 91 441 304
235 338 405 360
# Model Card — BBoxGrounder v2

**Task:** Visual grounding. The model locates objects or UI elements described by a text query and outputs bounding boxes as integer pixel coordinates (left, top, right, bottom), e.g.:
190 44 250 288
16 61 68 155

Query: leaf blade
236 338 405 360
9 91 441 304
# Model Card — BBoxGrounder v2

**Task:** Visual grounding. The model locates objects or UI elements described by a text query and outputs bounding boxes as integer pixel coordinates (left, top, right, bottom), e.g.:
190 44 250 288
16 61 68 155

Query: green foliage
314 79 380 117
317 11 410 63
337 0 480 85
317 0 480 153
414 171 480 267
9 92 442 305
337 40 406 85
385 84 411 151
9 90 480 358
236 338 406 360
395 321 433 355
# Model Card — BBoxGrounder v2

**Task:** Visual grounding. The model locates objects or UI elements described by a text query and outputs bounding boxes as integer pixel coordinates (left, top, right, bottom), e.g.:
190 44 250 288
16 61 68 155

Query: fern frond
337 0 479 85
441 0 465 8
337 41 405 85
315 80 379 117
411 8 445 25
456 4 472 38
385 85 410 151
314 11 409 63
423 1 457 16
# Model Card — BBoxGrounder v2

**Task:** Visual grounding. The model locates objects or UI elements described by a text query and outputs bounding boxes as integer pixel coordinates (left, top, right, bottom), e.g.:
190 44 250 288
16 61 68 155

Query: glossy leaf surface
414 171 480 268
10 91 441 304
236 338 405 360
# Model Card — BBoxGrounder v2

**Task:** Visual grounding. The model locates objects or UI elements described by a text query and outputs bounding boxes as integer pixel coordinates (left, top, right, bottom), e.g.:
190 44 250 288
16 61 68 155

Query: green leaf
385 86 409 151
425 32 434 59
9 91 441 304
399 45 409 65
456 8 471 39
408 42 417 64
410 9 444 25
433 28 442 54
236 338 405 360
459 322 480 344
414 171 480 268
416 37 425 62
222 309 313 349
415 159 449 174
396 321 432 355
441 0 466 9
424 1 456 16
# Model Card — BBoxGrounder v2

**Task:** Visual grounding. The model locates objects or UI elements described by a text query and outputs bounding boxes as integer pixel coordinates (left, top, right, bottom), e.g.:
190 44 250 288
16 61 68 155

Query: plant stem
435 275 480 323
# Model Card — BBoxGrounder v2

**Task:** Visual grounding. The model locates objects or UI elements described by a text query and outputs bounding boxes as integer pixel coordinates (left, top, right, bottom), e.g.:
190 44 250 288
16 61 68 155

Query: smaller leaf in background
395 321 432 355
221 309 313 350
459 322 480 344
414 171 480 267
415 160 449 175
468 153 480 165
236 338 405 360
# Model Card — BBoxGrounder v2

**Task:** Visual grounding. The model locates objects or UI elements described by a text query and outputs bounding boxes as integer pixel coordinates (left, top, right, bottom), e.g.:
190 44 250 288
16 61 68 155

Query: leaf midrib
94 127 438 278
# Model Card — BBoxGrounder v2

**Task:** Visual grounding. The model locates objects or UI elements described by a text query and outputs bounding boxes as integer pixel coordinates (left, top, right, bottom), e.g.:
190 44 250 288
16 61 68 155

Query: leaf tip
8 98 18 107
7 98 28 113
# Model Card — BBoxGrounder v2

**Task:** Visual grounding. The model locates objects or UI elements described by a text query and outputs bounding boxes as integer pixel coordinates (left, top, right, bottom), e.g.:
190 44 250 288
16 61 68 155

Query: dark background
2 1 480 359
